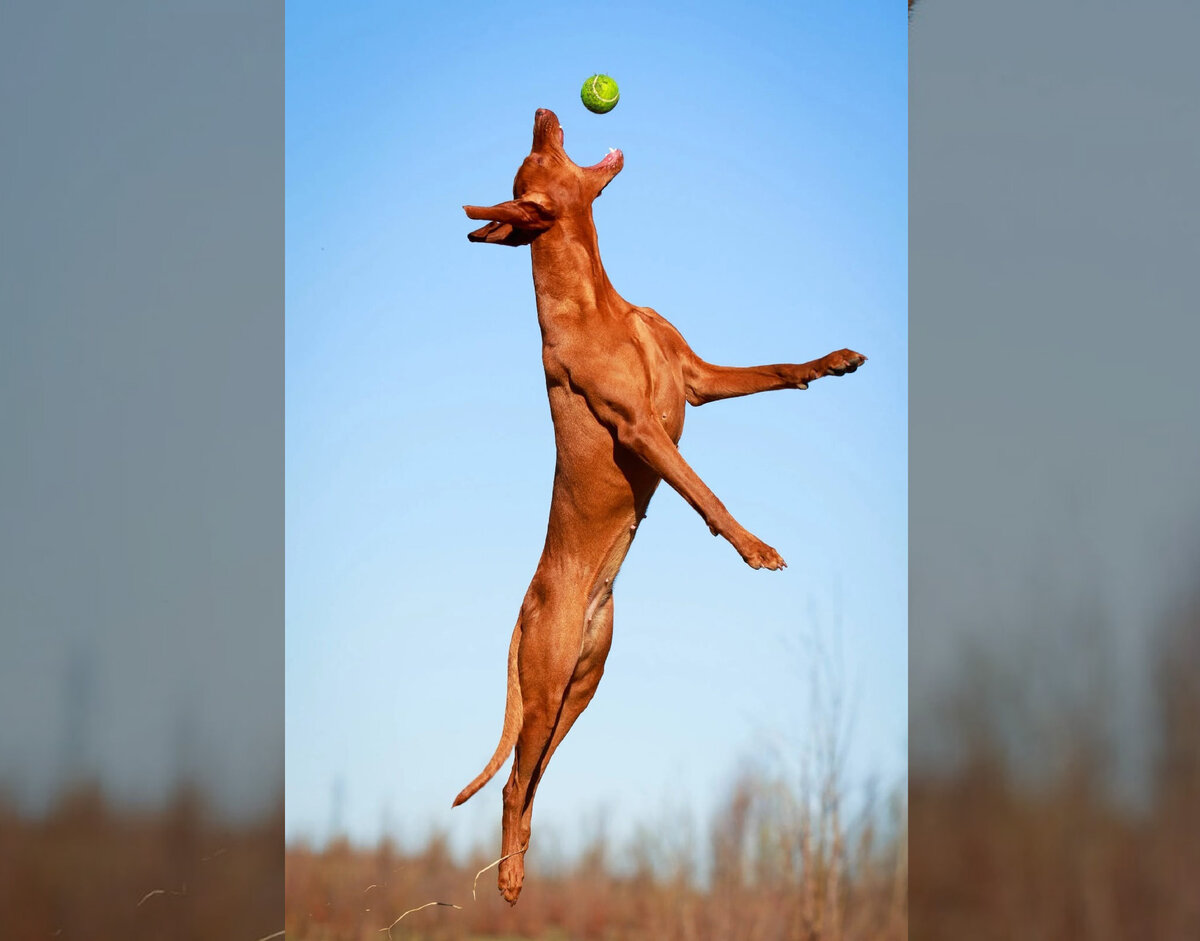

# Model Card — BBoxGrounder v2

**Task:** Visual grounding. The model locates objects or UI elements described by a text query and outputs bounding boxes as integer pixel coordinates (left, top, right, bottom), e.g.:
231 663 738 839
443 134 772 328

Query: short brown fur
454 109 865 904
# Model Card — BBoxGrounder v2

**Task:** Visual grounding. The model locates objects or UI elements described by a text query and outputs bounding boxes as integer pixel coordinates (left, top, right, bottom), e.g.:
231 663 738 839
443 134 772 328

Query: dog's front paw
821 349 867 377
740 536 787 571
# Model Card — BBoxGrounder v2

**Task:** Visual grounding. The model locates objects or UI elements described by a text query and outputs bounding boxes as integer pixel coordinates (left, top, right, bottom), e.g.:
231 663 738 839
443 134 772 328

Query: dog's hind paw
498 853 525 905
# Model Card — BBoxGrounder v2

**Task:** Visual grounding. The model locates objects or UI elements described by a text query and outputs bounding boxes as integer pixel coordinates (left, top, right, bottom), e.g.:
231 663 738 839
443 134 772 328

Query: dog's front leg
586 393 785 570
684 349 867 405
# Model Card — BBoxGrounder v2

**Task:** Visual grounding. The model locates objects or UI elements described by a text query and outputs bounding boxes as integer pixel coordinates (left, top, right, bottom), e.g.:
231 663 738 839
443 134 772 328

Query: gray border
1 0 282 929
912 0 1200 930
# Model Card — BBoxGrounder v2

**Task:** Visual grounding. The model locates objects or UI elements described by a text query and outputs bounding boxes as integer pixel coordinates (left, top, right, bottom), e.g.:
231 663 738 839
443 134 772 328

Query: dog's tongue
585 148 622 171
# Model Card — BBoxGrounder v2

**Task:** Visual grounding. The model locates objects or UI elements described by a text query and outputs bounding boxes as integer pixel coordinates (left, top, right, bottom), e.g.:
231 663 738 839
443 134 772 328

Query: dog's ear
465 220 538 246
463 196 555 246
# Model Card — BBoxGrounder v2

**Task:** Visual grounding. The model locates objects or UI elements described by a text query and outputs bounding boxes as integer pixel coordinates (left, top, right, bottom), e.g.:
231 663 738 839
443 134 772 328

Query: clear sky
286 1 907 854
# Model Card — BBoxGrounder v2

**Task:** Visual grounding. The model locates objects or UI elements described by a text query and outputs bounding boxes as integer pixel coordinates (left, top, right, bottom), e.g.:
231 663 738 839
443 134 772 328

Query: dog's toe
498 855 525 905
742 538 786 571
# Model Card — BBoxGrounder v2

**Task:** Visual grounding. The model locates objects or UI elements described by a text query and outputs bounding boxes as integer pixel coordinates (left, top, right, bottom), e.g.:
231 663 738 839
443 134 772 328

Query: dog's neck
529 210 622 337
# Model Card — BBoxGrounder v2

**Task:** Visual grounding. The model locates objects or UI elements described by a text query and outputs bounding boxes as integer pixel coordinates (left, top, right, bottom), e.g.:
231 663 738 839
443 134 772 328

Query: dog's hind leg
497 591 615 904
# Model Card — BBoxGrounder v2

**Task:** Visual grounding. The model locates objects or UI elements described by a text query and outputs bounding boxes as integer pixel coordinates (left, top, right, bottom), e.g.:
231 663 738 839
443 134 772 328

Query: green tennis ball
580 74 620 114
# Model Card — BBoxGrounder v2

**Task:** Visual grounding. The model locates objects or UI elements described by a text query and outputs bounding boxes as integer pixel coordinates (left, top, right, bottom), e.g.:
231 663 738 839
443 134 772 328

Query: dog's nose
536 108 549 118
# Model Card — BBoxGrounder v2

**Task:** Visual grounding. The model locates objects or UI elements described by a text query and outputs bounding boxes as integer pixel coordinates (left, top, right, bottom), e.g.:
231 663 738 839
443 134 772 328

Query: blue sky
286 1 906 854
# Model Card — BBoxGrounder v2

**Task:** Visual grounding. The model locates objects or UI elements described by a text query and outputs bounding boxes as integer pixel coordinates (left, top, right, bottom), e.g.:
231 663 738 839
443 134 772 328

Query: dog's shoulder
630 305 694 355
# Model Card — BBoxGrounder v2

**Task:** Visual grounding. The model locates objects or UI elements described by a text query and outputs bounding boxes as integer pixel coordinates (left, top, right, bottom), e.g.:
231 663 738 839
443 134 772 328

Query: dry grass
0 783 283 940
911 591 1200 939
284 769 906 941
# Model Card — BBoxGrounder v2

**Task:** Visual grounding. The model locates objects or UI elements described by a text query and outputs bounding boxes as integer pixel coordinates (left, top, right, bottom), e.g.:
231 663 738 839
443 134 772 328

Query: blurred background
286 0 906 937
910 0 1200 936
13 1 1195 938
1 2 283 939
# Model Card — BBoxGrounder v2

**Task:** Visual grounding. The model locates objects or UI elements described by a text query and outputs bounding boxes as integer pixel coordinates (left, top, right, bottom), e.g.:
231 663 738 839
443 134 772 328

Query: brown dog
455 108 865 904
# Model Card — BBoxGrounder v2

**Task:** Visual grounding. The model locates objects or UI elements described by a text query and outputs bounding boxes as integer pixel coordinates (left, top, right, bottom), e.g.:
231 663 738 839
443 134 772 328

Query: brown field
911 591 1200 939
285 771 906 941
0 784 283 941
911 755 1199 940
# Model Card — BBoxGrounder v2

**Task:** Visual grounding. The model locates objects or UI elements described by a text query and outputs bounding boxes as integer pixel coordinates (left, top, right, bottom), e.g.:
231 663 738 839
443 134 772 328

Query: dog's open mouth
557 121 622 171
584 148 623 171
535 109 621 172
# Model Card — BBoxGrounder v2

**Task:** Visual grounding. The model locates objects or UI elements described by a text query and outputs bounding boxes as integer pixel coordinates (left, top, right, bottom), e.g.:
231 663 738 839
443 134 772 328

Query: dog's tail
452 616 524 807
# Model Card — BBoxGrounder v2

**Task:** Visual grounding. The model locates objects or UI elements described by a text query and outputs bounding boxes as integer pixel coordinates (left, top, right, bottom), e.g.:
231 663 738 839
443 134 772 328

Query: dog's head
464 108 624 246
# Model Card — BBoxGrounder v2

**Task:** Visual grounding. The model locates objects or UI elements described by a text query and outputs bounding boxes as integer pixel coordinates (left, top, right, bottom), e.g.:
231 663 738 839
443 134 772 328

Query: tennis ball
580 74 620 114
